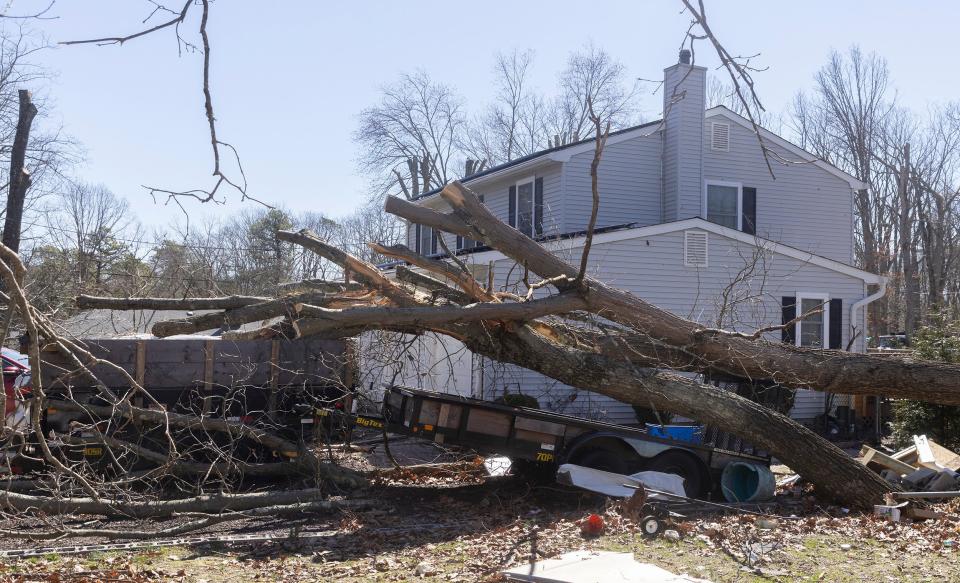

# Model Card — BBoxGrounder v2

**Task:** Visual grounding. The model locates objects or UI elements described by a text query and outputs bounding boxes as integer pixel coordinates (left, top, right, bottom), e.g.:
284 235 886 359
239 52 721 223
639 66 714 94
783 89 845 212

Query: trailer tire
646 450 706 498
574 448 630 475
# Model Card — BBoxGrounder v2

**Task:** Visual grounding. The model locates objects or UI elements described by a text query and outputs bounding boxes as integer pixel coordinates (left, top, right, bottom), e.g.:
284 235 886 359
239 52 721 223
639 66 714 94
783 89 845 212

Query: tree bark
77 294 271 311
1 90 37 253
0 487 369 518
150 290 373 337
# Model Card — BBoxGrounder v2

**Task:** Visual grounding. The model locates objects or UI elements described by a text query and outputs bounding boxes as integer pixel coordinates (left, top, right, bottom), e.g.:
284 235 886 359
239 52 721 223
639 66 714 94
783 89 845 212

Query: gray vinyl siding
481 228 868 424
702 119 855 264
662 64 706 223
405 163 563 251
561 132 662 232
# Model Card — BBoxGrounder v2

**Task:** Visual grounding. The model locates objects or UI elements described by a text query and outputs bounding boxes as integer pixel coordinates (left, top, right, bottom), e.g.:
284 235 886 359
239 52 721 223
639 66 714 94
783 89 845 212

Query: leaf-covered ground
2 475 959 582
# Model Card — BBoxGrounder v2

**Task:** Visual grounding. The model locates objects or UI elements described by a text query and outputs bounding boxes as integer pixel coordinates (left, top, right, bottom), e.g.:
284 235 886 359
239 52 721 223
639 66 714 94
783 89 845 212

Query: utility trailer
335 386 770 498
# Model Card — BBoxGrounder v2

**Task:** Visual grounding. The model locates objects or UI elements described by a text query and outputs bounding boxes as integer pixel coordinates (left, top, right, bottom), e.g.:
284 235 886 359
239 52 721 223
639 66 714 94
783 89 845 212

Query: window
516 179 534 236
457 195 484 251
711 122 730 151
416 224 436 255
509 177 543 237
683 230 708 267
705 182 740 230
796 295 829 348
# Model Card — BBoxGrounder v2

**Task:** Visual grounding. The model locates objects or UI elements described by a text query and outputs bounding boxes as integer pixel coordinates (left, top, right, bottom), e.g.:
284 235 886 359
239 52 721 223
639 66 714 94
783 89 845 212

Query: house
371 50 886 427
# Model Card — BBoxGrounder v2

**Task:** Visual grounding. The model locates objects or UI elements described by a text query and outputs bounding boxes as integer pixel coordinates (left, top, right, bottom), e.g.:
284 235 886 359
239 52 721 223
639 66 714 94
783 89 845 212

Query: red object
1 349 30 416
580 513 605 536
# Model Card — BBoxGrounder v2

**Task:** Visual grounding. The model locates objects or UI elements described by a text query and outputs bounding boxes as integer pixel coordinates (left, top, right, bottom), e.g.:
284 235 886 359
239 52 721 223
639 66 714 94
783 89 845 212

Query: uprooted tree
52 180 960 512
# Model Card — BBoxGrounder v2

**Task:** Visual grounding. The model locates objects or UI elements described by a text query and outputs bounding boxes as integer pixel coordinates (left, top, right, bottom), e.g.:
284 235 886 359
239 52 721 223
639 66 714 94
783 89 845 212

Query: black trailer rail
322 385 770 498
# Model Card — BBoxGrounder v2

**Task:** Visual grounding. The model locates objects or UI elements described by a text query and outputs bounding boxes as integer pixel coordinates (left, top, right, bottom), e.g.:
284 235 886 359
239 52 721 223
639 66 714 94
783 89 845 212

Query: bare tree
554 43 636 141
355 71 465 199
43 182 135 294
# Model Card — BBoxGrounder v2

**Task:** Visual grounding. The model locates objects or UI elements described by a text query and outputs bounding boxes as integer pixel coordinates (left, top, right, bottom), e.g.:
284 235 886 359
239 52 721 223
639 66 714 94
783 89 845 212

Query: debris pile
861 435 960 494
861 435 960 522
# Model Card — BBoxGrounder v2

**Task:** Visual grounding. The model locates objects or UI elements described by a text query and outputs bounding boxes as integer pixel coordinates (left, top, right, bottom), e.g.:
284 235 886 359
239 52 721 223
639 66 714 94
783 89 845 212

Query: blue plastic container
645 423 703 444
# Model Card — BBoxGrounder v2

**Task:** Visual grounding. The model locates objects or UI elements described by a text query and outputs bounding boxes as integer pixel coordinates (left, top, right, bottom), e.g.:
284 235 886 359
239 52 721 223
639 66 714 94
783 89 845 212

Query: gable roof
413 105 867 203
413 119 663 201
705 106 868 190
457 217 883 284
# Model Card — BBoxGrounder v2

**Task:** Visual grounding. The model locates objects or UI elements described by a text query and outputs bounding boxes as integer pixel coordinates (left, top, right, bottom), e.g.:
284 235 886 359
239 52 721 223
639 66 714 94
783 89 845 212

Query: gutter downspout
850 277 888 353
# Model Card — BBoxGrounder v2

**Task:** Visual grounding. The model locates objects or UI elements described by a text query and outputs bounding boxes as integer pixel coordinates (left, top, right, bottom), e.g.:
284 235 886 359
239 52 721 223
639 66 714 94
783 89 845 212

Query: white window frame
703 180 742 231
795 292 830 349
513 176 536 237
417 224 435 256
457 194 485 251
710 121 730 151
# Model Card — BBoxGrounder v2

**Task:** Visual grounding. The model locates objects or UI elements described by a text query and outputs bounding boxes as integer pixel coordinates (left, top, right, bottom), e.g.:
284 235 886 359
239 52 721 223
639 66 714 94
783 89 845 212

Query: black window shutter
430 229 438 255
508 185 517 228
534 177 544 236
781 296 797 344
414 224 421 254
829 298 843 350
742 187 757 235
456 235 463 250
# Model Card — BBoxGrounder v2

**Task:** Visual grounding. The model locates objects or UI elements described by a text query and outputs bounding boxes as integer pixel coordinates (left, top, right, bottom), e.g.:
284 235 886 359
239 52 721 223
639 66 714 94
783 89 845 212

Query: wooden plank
204 340 214 391
437 403 461 429
465 408 512 437
514 416 566 436
891 445 918 464
860 445 917 476
418 400 442 426
515 429 557 446
914 435 960 471
135 340 146 387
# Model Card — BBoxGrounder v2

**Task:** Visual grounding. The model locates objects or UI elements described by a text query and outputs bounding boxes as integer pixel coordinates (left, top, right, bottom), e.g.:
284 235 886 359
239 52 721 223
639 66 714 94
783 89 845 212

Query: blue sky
17 0 960 227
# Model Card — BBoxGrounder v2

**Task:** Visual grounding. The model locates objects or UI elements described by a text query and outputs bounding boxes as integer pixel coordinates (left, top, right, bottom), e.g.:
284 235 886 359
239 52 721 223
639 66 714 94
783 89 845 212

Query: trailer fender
564 433 710 497
562 433 645 474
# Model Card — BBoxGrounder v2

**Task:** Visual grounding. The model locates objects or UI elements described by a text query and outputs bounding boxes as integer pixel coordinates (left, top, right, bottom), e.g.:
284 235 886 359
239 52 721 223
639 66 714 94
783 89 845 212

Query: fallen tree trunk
151 290 376 337
0 499 375 540
0 487 364 518
270 229 892 508
293 294 584 338
0 500 375 540
387 185 960 404
77 294 270 311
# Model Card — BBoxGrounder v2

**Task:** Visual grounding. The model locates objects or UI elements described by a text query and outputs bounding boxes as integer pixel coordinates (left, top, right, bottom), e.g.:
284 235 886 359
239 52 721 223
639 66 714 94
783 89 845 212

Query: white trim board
705 106 868 190
454 217 884 285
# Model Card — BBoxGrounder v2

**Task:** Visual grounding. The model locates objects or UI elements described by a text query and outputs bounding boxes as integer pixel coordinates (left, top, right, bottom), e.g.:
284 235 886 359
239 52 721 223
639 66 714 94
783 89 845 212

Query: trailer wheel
574 448 629 475
640 515 663 538
646 450 705 498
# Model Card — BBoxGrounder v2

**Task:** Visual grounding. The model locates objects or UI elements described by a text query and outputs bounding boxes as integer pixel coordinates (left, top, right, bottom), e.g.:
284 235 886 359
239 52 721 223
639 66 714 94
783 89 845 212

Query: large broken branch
0 487 361 519
369 242 496 302
150 290 378 337
387 183 960 405
292 293 585 338
77 294 271 311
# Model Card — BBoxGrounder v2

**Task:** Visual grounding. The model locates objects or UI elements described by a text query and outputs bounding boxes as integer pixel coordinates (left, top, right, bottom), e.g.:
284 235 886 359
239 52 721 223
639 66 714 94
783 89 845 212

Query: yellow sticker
83 447 103 457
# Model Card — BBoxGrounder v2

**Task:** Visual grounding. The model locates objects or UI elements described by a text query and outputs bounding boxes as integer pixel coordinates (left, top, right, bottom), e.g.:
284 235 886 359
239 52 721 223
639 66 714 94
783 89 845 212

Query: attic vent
711 122 730 151
684 230 708 267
